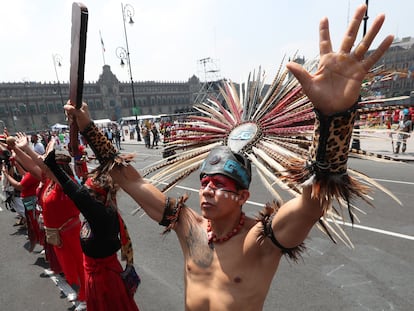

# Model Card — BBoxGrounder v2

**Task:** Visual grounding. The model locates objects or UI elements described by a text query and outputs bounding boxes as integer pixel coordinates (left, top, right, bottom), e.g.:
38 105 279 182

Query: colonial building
370 36 414 98
0 65 201 133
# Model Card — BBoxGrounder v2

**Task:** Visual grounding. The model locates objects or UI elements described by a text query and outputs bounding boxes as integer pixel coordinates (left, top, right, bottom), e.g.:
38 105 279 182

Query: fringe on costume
256 201 306 262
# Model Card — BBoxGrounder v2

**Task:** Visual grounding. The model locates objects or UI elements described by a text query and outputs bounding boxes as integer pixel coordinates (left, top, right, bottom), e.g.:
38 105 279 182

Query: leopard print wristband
81 121 117 165
308 103 358 176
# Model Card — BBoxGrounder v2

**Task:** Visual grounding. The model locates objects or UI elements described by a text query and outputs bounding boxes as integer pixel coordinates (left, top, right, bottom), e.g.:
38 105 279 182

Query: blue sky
1 0 413 84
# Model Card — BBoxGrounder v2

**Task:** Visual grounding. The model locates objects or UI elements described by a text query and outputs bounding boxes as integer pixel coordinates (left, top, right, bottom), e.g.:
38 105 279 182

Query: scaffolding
193 57 223 105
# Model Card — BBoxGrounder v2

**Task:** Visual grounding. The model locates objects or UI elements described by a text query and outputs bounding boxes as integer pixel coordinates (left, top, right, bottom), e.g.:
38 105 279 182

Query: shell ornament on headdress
143 58 402 247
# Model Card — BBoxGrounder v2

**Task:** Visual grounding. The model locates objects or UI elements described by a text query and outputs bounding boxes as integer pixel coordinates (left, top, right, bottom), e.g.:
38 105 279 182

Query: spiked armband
159 195 188 234
256 202 305 262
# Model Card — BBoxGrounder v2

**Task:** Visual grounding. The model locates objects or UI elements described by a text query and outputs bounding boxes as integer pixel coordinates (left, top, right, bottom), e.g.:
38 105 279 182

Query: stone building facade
370 36 414 98
0 65 201 133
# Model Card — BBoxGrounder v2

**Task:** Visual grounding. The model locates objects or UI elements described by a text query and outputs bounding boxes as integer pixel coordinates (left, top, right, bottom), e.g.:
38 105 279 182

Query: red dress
41 179 86 301
83 254 139 311
20 172 41 251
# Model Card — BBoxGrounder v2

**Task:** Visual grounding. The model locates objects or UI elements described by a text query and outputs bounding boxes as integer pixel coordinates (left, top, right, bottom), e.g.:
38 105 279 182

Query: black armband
159 195 188 234
256 202 305 262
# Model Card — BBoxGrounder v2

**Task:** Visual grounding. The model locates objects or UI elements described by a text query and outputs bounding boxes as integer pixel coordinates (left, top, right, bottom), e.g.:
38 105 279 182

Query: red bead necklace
207 212 245 245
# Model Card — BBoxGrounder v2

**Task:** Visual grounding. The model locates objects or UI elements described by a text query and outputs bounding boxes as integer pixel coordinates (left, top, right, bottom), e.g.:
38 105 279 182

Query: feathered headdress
143 59 402 247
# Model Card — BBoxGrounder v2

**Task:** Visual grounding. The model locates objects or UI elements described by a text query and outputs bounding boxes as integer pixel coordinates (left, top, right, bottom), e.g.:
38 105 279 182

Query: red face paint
200 174 239 193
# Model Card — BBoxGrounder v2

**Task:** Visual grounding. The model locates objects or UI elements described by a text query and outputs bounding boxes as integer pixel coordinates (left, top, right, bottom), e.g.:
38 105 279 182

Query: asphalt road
1 143 413 311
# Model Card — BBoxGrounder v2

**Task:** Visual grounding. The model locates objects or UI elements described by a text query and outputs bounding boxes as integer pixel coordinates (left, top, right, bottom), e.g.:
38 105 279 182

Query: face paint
200 175 239 194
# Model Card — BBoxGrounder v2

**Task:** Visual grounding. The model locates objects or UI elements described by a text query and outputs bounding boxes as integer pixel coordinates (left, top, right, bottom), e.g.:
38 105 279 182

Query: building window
39 104 46 113
48 103 55 113
55 103 63 112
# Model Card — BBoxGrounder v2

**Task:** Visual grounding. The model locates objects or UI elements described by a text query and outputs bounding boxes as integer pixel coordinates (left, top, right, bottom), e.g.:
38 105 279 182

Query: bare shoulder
174 205 206 238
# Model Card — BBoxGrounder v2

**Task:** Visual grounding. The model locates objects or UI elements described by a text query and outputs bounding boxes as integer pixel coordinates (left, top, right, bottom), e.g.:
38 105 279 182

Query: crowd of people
0 4 400 311
0 130 139 311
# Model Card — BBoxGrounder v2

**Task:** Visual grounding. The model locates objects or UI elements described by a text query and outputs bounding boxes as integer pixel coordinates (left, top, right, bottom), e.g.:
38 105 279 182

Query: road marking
326 264 344 276
338 221 414 240
373 178 414 185
340 280 372 288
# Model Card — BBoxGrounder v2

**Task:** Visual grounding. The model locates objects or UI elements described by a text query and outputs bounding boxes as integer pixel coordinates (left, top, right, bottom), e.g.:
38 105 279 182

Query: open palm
287 4 393 116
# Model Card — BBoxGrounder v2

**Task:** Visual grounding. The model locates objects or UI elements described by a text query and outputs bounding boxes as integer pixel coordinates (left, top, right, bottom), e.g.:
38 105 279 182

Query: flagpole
99 30 106 65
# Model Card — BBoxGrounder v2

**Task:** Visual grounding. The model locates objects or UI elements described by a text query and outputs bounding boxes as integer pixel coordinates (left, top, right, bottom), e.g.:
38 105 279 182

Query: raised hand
286 4 394 116
15 132 30 150
45 137 56 157
64 100 92 132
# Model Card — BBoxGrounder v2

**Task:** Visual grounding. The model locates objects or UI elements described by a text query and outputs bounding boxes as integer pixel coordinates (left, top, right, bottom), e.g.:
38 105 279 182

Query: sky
1 0 413 85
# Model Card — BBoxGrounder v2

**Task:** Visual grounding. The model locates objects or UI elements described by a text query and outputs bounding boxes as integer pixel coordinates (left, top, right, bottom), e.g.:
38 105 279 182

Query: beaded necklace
207 212 245 246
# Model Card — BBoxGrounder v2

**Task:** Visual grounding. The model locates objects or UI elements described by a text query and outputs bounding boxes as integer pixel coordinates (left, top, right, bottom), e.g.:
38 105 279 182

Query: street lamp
52 54 65 107
117 3 141 141
351 0 369 150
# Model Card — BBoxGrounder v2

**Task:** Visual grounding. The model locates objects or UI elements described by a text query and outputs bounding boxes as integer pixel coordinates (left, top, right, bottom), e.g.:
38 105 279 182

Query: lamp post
117 3 141 141
52 54 65 107
351 0 369 150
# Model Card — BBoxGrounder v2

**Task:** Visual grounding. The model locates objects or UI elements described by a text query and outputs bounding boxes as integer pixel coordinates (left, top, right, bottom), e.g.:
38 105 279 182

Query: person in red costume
12 133 87 311
3 166 40 252
44 149 140 311
3 136 42 251
74 144 89 182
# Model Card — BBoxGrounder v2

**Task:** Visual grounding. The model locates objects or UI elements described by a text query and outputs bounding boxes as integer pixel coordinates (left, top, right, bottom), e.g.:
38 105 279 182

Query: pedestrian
142 127 150 148
31 134 45 155
114 127 122 150
64 4 393 310
74 144 89 182
151 124 159 148
135 124 141 141
43 147 140 311
394 108 413 153
129 125 135 140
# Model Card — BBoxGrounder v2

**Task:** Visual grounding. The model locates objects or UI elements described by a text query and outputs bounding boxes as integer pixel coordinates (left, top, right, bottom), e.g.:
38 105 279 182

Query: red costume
84 254 139 311
40 179 86 302
44 151 139 311
20 172 41 251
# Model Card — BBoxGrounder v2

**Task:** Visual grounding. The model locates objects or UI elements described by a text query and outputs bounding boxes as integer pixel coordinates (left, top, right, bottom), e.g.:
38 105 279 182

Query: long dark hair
55 153 74 177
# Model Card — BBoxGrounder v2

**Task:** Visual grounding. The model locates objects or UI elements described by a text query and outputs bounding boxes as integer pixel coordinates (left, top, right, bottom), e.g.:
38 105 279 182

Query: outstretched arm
64 101 167 223
273 4 393 249
4 136 42 181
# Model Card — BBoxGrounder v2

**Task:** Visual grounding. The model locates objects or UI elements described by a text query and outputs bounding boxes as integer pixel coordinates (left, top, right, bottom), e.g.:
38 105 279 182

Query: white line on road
373 178 414 185
338 221 414 240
